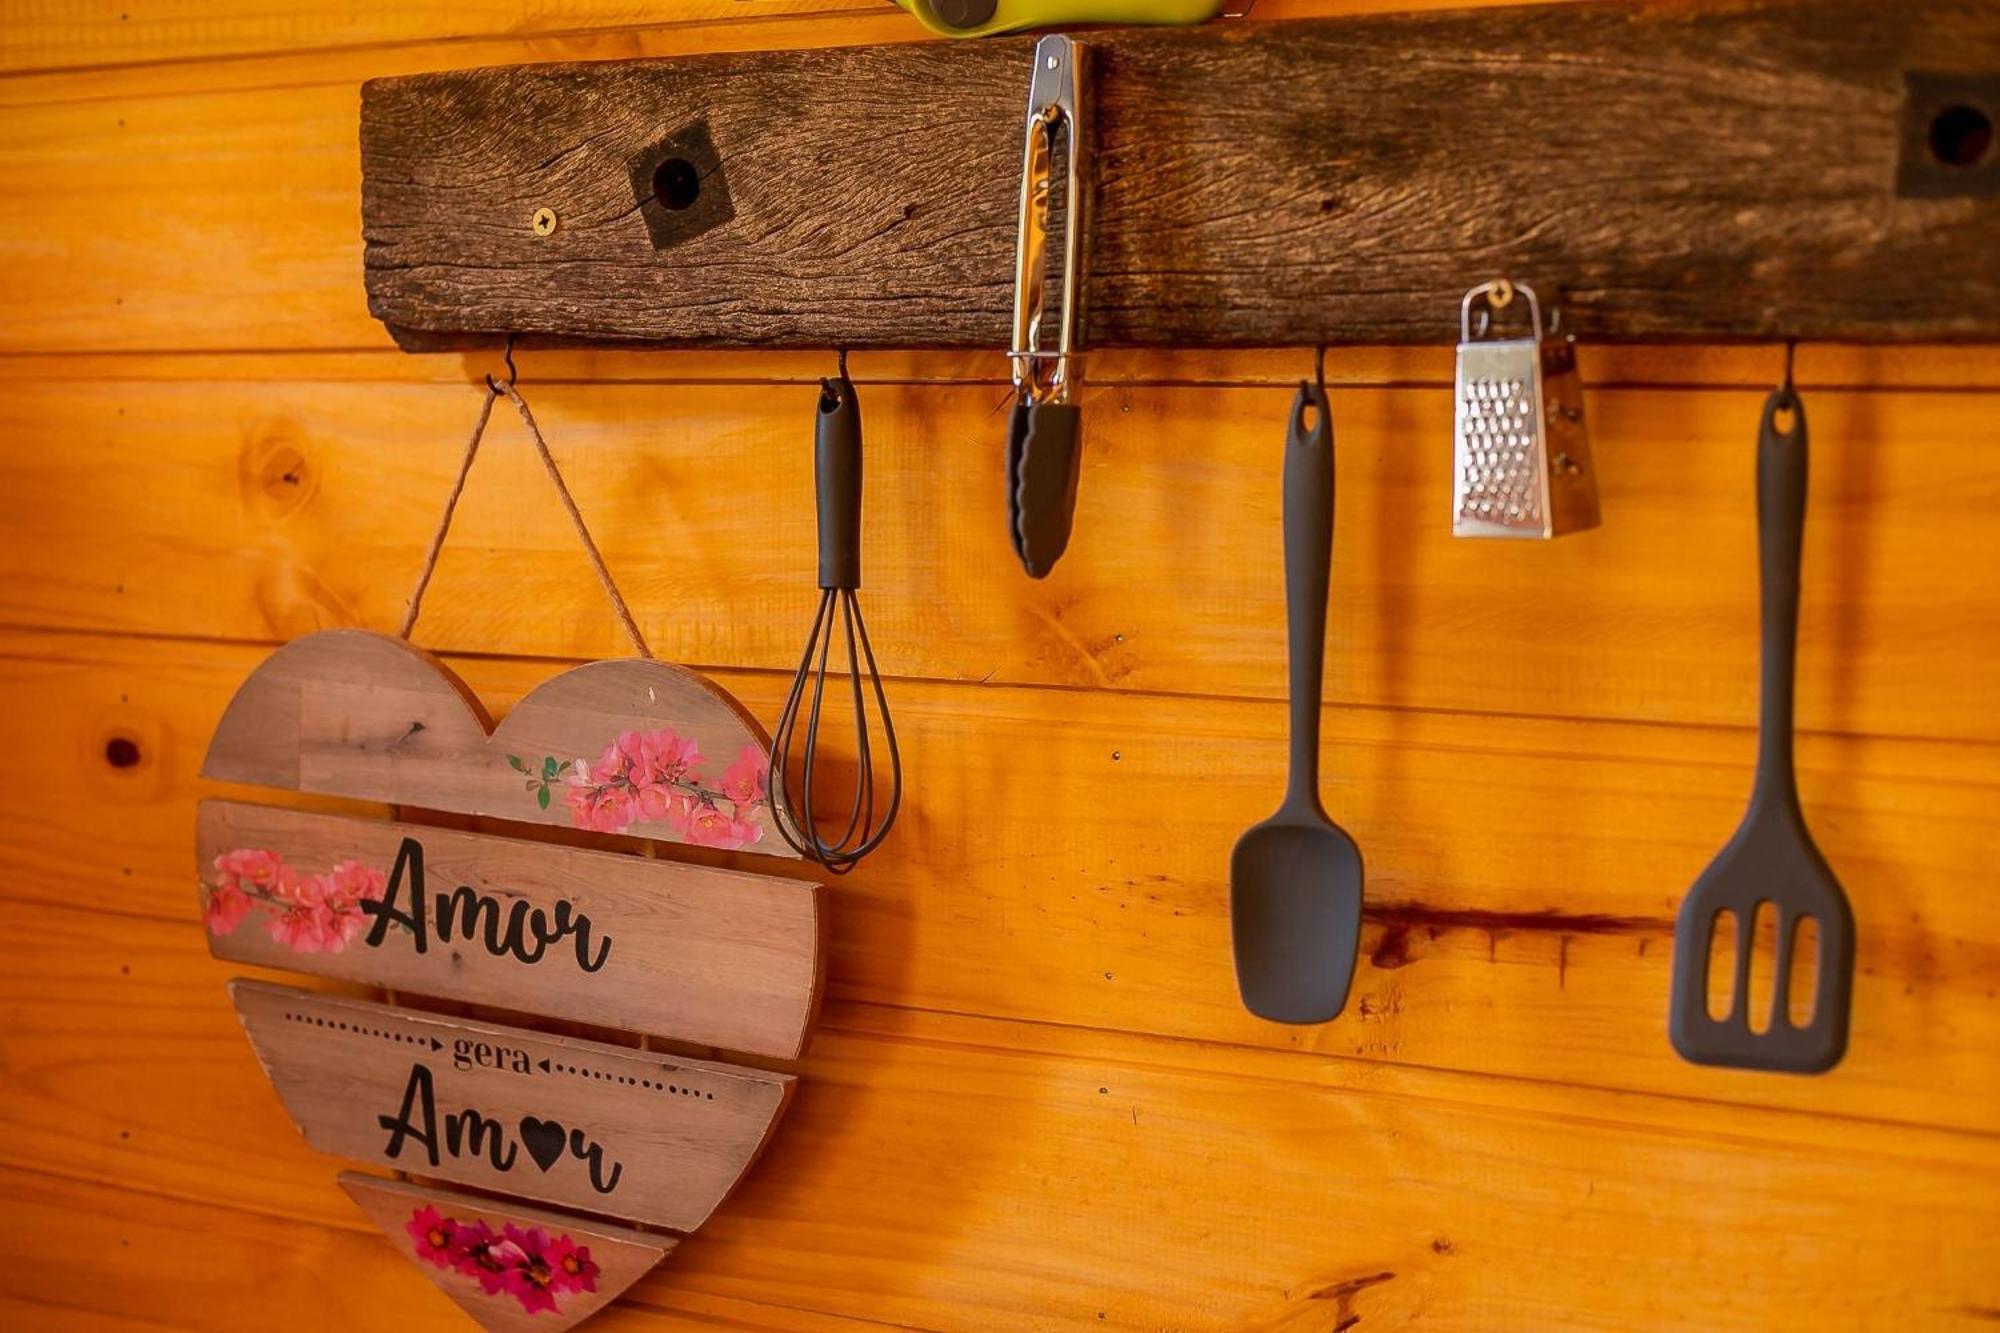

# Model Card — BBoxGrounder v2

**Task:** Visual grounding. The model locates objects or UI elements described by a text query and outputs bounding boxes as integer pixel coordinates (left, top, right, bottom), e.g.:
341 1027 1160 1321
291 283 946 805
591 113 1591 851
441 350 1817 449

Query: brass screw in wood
532 207 558 237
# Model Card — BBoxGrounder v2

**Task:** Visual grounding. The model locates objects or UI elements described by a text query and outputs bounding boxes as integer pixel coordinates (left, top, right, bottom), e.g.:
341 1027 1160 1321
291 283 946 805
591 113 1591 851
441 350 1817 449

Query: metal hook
485 333 520 394
837 347 850 382
1313 344 1327 394
1780 339 1798 396
1460 280 1543 345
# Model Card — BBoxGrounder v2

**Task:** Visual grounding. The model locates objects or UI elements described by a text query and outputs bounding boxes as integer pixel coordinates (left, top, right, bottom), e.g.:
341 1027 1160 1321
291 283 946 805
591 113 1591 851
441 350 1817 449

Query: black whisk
769 356 901 873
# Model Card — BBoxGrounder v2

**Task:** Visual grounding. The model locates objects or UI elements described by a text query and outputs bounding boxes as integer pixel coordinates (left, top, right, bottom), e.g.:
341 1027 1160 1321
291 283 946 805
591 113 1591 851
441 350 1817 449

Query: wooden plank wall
0 2 1995 1330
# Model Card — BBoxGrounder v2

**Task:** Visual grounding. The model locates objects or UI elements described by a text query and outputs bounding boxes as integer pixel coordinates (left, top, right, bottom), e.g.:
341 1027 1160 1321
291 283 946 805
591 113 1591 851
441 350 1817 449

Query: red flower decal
403 1206 599 1315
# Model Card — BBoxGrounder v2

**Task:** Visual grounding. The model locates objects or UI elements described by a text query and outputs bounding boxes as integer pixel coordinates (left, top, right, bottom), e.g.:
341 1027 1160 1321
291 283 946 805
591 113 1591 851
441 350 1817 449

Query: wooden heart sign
340 1173 676 1333
203 628 799 857
199 628 825 1328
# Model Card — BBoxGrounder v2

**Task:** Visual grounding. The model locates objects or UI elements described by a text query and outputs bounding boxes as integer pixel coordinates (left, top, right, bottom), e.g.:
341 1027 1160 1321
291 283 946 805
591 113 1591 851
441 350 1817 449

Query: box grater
1453 280 1601 539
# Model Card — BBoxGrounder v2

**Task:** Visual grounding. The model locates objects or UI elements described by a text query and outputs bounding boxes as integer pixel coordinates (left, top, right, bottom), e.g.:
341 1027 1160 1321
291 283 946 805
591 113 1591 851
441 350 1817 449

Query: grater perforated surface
1455 363 1544 532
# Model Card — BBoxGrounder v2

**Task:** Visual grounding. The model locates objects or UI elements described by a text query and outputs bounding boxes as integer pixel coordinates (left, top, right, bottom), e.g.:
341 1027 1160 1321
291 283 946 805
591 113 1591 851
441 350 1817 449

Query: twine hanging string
399 352 653 660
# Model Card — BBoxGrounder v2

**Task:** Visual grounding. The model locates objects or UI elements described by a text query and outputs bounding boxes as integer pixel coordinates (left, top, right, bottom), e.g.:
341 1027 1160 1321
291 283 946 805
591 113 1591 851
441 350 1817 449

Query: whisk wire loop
771 587 901 874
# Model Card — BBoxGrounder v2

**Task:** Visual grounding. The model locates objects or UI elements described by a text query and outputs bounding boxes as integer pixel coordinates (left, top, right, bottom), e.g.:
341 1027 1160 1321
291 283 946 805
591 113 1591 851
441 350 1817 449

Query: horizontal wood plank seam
0 1156 383 1240
619 1288 948 1333
3 348 1997 394
7 889 1993 1148
0 4 884 85
803 1002 2000 1152
0 1289 192 1333
0 1160 936 1328
0 14 926 112
3 620 1996 762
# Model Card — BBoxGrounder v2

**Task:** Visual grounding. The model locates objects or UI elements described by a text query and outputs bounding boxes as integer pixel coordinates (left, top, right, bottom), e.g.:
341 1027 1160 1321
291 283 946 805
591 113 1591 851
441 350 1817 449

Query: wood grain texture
202 630 798 858
8 629 1997 1135
9 9 1995 359
232 980 793 1230
4 911 1998 1331
2 0 1997 1326
4 341 2000 388
0 10 944 355
198 800 822 1057
0 1166 472 1333
0 0 1583 75
361 0 2000 348
1 1164 868 1332
3 375 1993 745
0 1 886 74
340 1172 676 1332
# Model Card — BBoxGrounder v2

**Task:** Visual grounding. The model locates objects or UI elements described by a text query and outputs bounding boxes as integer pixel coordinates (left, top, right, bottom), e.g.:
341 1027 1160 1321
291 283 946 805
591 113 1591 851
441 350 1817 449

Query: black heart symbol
519 1117 566 1172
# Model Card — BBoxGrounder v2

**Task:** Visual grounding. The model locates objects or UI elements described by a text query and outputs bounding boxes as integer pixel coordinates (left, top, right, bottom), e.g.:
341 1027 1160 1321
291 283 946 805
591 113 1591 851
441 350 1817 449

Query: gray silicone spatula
1669 382 1855 1072
1231 370 1364 1024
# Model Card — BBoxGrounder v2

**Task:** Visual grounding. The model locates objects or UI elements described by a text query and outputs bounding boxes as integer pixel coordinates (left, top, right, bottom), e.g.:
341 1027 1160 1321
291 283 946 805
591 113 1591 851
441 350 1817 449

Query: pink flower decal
324 858 387 908
565 782 638 836
202 882 254 935
543 1233 601 1295
470 1233 529 1296
500 1224 564 1314
403 1207 599 1315
526 727 768 847
720 745 769 810
215 848 288 894
204 849 391 954
683 803 760 851
266 874 339 953
407 1205 458 1270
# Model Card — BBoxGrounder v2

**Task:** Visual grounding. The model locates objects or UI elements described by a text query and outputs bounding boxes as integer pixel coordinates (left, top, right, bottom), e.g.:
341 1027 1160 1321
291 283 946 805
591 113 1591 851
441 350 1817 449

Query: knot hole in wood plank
627 119 736 251
1898 71 2000 197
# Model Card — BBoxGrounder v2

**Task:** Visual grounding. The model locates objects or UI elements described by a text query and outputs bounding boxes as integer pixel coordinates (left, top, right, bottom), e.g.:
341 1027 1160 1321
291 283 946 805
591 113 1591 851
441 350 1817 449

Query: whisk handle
816 373 864 590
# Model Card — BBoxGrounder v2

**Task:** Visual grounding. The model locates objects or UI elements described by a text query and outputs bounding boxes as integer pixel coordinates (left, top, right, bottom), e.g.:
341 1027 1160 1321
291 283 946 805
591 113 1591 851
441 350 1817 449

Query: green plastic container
892 0 1226 38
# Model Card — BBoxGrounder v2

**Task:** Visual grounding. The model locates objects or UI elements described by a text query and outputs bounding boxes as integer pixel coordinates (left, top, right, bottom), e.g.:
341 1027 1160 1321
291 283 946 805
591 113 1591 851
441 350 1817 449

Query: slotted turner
1669 384 1855 1073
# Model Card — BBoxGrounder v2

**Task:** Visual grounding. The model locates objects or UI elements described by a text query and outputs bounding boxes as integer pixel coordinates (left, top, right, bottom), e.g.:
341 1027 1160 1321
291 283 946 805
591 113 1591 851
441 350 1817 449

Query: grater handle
1750 384 1807 813
1282 377 1334 813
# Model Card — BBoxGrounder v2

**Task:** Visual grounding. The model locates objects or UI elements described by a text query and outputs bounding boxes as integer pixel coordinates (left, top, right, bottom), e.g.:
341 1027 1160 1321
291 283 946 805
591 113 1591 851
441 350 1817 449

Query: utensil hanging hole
1704 908 1739 1022
1297 399 1320 435
1771 402 1798 435
651 157 702 211
1744 900 1780 1034
1785 915 1821 1028
1928 104 1994 167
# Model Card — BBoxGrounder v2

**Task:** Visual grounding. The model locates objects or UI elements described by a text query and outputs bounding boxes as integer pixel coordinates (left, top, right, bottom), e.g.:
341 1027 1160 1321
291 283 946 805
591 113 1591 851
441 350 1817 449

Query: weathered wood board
198 800 822 1058
231 980 793 1230
340 1173 675 1332
201 629 799 858
361 0 2000 348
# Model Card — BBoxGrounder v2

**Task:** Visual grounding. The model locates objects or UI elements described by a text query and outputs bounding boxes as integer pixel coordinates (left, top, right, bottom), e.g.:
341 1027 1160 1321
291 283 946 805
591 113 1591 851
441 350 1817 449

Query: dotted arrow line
283 1009 444 1053
537 1056 715 1100
279 1008 712 1100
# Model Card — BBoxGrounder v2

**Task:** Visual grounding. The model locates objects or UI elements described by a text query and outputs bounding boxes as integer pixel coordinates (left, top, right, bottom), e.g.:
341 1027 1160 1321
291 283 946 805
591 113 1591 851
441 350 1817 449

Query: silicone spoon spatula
893 0 1225 38
1230 372 1364 1024
1669 384 1855 1073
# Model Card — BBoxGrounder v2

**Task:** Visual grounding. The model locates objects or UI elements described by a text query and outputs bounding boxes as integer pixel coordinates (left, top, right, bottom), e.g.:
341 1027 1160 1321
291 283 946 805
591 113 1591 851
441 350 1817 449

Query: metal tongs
1007 34 1088 579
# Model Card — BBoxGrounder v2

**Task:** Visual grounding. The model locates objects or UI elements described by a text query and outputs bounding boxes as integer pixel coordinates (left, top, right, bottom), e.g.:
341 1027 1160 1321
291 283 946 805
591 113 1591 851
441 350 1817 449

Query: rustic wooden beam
360 0 2000 348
